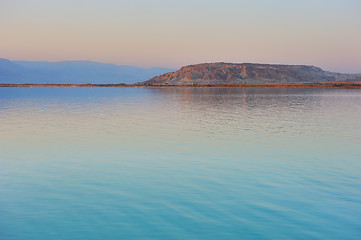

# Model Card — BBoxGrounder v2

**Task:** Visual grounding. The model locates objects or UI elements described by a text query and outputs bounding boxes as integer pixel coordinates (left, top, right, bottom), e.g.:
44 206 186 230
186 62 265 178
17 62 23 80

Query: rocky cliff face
142 63 361 85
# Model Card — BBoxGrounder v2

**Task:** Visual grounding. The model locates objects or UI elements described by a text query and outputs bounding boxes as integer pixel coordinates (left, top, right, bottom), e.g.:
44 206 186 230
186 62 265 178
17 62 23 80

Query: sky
1 0 360 73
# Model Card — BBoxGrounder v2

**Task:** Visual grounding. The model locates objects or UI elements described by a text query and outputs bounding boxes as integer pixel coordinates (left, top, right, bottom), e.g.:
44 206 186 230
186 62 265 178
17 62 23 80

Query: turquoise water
0 87 361 239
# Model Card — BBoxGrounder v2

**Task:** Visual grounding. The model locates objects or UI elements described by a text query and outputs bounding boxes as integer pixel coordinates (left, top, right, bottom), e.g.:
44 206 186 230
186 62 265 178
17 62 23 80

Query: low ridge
141 62 361 86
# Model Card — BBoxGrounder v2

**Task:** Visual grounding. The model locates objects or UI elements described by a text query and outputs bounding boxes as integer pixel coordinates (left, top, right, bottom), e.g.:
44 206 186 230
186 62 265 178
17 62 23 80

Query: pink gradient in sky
1 0 360 73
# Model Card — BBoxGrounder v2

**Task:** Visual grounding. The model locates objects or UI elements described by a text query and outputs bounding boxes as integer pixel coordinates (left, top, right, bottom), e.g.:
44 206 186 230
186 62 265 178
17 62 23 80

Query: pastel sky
1 0 360 72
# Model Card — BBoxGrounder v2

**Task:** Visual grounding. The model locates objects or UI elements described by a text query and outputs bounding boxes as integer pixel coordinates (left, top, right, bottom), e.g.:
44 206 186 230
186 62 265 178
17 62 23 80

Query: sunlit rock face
142 62 361 85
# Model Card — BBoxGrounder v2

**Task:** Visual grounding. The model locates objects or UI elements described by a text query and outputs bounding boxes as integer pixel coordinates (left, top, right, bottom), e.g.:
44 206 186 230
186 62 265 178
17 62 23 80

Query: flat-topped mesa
141 62 361 86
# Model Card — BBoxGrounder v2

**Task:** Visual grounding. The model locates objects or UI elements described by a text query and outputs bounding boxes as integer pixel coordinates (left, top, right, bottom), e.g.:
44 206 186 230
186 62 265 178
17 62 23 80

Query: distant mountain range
0 58 174 84
142 62 361 86
1 59 360 87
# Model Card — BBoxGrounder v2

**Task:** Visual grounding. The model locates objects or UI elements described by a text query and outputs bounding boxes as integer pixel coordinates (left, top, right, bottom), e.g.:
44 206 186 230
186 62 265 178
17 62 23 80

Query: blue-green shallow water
0 87 360 240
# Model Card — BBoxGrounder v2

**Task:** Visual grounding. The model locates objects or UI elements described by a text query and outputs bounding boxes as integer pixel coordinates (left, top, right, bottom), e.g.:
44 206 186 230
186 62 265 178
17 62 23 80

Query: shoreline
1 83 361 88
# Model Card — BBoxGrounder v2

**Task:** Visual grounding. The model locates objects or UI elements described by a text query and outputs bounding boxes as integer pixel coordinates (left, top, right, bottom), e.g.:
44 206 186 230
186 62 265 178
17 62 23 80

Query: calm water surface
0 87 360 239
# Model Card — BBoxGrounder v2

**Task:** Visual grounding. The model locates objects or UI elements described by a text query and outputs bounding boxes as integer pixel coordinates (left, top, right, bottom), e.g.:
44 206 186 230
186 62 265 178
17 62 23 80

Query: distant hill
142 62 361 85
0 58 174 84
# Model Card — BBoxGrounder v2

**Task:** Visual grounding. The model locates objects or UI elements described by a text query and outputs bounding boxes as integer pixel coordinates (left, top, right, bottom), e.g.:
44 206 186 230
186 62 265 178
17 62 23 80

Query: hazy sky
1 0 360 72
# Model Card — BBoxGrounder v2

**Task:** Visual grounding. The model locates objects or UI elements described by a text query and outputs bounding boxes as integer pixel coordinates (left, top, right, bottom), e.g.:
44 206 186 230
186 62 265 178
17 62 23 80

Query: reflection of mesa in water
141 62 361 86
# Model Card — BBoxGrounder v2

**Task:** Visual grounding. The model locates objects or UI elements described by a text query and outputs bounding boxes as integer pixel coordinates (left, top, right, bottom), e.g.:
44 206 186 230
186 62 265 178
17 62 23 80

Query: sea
0 87 360 240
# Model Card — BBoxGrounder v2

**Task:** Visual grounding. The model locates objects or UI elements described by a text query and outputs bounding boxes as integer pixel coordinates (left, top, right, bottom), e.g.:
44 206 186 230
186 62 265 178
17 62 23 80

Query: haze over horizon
1 0 361 73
